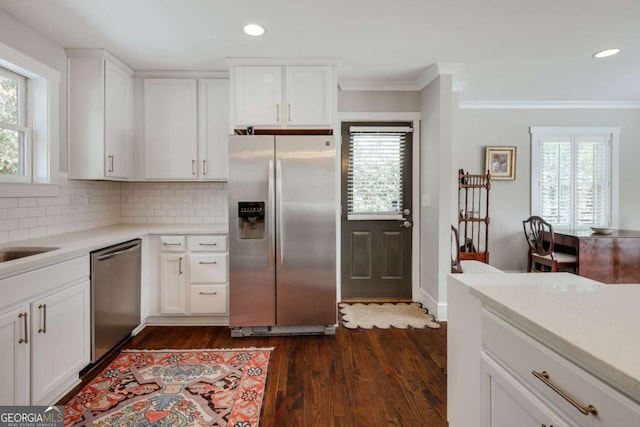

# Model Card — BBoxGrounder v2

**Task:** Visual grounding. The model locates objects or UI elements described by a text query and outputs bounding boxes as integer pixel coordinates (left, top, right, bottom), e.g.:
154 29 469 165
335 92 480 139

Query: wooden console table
551 229 640 284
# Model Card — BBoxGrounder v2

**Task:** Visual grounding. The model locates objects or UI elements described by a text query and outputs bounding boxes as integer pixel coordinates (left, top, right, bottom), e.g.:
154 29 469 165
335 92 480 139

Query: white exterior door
0 306 29 405
31 281 90 404
144 79 199 179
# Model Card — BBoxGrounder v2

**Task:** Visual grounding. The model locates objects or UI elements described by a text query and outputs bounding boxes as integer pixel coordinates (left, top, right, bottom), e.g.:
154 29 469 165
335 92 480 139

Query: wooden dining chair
522 216 577 273
451 225 463 273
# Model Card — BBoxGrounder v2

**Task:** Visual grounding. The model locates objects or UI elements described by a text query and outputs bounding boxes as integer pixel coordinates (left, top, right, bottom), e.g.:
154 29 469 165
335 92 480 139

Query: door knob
399 220 413 229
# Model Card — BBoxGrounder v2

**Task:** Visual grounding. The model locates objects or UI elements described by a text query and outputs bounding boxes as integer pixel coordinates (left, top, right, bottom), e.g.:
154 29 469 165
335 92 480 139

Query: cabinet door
31 281 90 404
481 352 570 427
104 59 132 179
144 79 199 179
0 306 29 405
234 66 282 126
160 254 187 314
285 66 332 127
199 79 229 180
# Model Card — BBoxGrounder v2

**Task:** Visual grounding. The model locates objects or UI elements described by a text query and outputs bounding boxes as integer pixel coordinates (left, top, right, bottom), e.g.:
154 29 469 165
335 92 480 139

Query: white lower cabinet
160 254 187 314
0 256 90 405
0 305 29 404
31 281 90 404
482 309 640 427
158 235 228 316
481 351 571 427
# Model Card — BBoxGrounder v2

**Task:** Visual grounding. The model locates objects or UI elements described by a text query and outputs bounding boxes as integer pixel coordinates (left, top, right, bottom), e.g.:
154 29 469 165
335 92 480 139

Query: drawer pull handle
532 370 598 416
198 243 218 246
18 312 28 344
199 261 218 265
38 304 47 333
199 291 218 295
162 242 183 246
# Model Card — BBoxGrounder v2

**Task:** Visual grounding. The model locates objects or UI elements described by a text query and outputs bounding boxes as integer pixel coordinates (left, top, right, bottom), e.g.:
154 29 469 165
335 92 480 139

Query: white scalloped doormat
339 302 441 330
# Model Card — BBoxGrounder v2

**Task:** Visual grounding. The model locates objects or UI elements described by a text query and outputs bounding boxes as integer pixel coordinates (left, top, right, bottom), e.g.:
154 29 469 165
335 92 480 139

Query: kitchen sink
0 247 59 263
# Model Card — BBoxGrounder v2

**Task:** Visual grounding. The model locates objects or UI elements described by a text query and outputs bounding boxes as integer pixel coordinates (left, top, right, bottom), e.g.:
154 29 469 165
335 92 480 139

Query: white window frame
0 40 60 194
0 66 31 183
530 126 620 230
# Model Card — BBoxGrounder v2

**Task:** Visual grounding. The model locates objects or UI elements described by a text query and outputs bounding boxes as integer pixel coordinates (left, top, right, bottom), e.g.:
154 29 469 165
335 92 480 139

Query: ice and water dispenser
237 202 265 239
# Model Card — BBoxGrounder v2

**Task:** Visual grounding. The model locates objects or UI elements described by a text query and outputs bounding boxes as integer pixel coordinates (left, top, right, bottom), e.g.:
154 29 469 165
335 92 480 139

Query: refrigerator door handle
268 159 275 268
276 159 283 267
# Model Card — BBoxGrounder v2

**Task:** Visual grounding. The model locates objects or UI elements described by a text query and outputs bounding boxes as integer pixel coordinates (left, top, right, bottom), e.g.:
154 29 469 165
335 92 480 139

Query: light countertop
0 223 228 279
461 273 640 403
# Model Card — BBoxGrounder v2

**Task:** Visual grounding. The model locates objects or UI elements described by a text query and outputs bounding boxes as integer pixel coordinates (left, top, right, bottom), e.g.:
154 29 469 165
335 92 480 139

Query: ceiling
1 0 638 102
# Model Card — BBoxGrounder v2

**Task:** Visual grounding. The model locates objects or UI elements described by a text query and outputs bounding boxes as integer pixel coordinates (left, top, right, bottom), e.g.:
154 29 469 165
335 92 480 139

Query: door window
347 126 411 220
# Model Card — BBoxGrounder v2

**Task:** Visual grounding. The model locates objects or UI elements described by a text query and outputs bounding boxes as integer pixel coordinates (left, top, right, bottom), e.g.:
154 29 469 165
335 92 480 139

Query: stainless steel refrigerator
228 135 336 337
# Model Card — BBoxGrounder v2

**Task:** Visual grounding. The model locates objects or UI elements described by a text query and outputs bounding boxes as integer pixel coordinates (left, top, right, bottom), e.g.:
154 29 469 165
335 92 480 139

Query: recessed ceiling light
243 24 265 37
592 48 622 58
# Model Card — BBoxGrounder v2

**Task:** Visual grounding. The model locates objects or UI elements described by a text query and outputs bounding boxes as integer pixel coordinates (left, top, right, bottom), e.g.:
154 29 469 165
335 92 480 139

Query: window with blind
530 127 620 230
347 126 410 220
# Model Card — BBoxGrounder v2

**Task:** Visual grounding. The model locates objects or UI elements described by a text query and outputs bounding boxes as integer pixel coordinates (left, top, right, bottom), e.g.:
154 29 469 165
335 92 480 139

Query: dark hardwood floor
61 323 447 427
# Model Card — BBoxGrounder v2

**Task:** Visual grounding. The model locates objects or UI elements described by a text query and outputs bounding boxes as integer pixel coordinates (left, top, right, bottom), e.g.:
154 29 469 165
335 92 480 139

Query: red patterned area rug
64 348 273 427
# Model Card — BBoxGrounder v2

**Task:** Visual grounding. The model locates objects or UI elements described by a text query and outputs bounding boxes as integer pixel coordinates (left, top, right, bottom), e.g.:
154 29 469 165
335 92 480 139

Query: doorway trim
337 112 421 302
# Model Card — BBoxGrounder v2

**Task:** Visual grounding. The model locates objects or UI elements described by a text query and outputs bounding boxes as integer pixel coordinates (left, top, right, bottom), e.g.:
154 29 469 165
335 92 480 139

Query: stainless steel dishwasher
90 239 141 363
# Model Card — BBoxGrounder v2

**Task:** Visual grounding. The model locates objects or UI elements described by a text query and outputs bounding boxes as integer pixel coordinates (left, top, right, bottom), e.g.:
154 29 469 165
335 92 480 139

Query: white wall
453 106 640 271
339 90 420 112
0 8 68 172
419 76 454 319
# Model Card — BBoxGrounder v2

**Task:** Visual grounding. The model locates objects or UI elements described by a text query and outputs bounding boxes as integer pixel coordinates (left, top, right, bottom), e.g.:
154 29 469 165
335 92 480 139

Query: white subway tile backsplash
120 181 228 225
0 178 227 244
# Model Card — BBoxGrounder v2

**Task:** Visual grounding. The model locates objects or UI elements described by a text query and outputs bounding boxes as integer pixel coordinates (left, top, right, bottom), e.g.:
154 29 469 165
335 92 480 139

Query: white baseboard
418 288 448 321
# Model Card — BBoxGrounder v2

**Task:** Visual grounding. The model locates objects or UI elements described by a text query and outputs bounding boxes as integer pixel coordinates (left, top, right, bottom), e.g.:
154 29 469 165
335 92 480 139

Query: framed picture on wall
485 146 516 180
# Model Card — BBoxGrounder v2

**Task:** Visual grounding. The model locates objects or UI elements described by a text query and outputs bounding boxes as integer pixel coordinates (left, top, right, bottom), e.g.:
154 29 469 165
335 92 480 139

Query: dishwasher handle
96 241 141 261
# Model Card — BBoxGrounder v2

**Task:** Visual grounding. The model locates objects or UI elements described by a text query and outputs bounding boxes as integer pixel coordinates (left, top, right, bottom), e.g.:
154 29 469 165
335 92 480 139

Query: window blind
539 135 610 228
347 127 410 219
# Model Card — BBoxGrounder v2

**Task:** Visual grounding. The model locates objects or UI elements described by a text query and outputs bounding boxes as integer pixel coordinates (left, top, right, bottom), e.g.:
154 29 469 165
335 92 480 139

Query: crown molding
133 69 229 79
225 57 343 66
459 100 640 109
338 81 423 91
339 62 463 92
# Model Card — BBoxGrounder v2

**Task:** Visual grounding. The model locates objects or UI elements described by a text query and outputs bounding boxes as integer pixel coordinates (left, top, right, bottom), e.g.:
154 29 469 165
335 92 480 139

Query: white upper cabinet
234 66 282 127
142 78 229 181
285 66 333 127
144 79 199 180
230 62 335 130
67 49 133 180
199 79 229 180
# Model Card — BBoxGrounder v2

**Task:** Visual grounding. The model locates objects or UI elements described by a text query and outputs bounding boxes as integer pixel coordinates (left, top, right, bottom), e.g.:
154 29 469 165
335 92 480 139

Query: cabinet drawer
482 309 640 427
159 236 186 252
189 254 227 283
189 285 228 314
189 235 228 252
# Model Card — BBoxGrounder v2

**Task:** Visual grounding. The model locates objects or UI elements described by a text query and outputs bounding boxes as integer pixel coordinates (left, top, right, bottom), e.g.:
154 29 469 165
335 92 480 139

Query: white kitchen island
448 272 640 427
